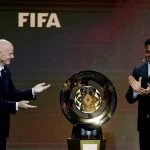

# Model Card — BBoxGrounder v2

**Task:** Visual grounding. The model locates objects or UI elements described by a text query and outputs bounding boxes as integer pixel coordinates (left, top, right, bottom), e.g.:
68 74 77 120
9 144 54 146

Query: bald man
0 39 50 149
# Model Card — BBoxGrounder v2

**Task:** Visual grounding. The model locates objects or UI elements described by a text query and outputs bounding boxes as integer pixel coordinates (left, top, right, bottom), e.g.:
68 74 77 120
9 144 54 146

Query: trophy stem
71 123 103 140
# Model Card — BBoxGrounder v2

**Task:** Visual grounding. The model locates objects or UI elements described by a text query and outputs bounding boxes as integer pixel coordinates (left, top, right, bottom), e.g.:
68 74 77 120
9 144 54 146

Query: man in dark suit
0 39 50 150
125 39 150 150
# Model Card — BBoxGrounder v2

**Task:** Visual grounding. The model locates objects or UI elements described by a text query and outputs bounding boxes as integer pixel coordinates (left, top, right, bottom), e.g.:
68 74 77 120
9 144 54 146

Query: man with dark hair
126 39 150 150
145 38 150 47
0 39 50 150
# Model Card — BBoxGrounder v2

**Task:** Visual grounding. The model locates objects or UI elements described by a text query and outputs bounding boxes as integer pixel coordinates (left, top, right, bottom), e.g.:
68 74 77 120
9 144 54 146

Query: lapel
141 62 148 80
0 72 8 98
1 66 9 97
3 66 10 81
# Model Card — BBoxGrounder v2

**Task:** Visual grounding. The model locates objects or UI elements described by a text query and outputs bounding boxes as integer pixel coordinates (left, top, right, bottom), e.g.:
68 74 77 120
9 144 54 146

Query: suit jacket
125 62 150 131
0 66 35 137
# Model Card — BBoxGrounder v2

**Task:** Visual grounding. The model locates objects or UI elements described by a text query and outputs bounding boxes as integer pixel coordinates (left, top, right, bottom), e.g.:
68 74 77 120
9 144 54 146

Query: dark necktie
1 69 8 95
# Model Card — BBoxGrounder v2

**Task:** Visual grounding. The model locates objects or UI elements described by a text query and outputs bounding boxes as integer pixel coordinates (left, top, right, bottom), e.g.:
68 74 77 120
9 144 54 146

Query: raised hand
128 76 142 92
33 83 50 94
128 76 149 95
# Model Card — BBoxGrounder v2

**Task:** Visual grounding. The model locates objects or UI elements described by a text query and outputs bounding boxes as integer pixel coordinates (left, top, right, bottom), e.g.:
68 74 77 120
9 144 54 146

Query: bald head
0 39 13 52
0 39 14 66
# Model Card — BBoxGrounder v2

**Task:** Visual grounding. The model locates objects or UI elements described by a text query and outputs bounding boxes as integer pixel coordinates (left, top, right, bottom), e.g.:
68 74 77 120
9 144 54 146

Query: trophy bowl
60 70 117 129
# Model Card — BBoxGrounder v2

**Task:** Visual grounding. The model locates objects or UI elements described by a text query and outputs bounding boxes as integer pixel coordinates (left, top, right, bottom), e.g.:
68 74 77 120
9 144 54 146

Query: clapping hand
128 76 149 95
128 76 142 92
140 83 150 95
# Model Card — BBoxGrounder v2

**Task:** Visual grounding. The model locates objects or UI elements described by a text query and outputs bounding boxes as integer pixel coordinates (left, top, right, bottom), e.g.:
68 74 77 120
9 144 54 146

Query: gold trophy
60 70 117 150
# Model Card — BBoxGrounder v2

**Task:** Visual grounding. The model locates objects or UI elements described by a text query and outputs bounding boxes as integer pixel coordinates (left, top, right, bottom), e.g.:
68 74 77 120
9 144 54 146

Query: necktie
1 69 8 95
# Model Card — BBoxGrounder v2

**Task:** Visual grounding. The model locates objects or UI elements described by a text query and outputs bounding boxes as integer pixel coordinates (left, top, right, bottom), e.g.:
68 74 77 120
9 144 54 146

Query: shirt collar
0 66 4 72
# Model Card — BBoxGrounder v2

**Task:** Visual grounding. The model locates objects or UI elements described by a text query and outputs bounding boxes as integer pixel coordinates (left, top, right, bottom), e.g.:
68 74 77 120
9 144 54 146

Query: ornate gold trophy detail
60 70 117 150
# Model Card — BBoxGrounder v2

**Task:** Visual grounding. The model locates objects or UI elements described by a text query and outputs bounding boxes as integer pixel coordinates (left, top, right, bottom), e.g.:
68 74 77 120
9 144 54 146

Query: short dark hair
145 39 150 46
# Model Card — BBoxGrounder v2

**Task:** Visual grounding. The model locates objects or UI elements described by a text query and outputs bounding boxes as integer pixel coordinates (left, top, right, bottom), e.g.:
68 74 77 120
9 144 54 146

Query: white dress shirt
0 66 4 77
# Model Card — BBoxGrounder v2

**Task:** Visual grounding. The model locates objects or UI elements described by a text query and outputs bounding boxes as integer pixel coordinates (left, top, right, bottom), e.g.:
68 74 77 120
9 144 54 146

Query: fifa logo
18 13 61 28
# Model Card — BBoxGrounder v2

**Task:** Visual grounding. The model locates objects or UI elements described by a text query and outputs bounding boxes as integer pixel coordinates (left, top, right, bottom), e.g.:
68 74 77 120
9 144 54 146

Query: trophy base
67 138 106 150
